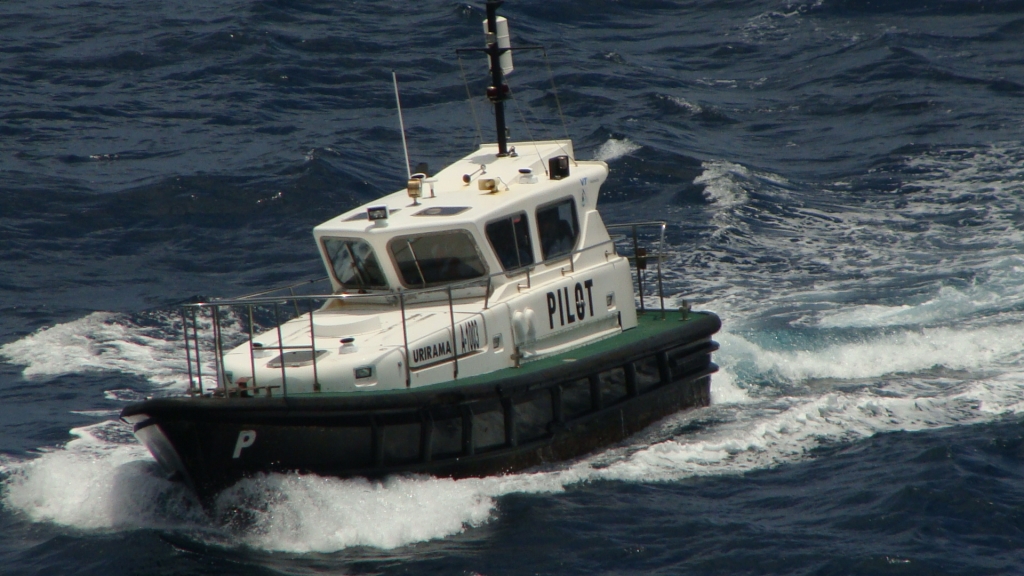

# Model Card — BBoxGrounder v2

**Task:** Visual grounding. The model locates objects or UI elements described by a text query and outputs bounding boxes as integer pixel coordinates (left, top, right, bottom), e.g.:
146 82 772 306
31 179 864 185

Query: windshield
322 237 388 290
388 230 487 287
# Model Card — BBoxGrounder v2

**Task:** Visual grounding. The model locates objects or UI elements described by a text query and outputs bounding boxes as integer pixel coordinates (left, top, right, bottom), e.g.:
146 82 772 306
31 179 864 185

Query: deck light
549 155 570 180
367 205 389 221
407 177 423 205
478 178 497 193
410 172 436 198
339 337 358 354
251 342 272 358
354 366 374 379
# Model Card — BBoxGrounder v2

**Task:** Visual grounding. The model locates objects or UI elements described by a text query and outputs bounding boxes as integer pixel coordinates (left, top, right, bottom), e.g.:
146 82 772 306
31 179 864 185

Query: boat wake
0 309 247 395
3 360 1021 552
3 305 1024 552
4 142 1024 553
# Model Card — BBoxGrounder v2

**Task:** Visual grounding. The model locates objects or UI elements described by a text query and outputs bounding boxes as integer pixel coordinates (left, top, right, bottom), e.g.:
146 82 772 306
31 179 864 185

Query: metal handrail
184 236 621 309
223 276 331 301
607 221 667 318
180 220 671 396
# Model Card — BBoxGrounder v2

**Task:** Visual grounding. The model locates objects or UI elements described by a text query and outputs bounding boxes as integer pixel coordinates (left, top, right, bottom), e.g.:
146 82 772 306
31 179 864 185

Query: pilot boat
120 1 720 503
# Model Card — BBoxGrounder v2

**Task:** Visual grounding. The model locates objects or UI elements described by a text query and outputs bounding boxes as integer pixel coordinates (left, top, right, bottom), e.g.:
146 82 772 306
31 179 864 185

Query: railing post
191 307 203 395
632 224 645 314
274 302 288 397
400 291 411 388
289 287 300 317
181 308 196 396
448 285 458 379
657 222 667 319
308 298 320 392
212 305 226 391
247 305 258 391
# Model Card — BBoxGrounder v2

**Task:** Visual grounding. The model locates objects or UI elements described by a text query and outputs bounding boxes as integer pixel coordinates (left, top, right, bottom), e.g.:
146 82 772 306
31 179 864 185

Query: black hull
122 312 720 503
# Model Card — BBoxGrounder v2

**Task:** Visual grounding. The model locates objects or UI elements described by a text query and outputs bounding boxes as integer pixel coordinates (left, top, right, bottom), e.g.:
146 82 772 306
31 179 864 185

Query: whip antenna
392 70 412 179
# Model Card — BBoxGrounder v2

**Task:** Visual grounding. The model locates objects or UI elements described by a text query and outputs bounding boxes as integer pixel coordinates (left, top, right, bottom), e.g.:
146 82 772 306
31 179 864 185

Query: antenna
392 70 412 179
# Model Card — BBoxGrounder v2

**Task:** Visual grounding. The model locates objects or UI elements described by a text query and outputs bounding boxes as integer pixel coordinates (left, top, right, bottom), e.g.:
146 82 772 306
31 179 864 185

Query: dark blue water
3 1 1024 574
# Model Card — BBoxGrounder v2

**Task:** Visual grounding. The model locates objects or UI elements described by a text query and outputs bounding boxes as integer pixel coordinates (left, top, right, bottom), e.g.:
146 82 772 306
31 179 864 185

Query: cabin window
485 212 535 272
536 197 579 261
388 229 488 287
321 237 388 290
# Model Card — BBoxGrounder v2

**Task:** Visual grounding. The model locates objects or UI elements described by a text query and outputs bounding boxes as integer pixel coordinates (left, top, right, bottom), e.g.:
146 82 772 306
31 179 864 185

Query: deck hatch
267 349 328 368
413 206 470 216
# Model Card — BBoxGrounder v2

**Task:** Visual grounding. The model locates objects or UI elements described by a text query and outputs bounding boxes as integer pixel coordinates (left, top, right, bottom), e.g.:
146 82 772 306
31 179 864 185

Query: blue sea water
3 0 1024 573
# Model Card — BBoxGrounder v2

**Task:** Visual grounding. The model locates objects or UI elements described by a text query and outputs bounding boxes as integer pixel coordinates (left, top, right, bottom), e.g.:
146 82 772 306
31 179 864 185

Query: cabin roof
313 140 608 236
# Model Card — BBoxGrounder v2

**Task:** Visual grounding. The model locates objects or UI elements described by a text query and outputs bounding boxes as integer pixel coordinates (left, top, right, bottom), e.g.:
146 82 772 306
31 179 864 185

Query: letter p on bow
233 430 257 458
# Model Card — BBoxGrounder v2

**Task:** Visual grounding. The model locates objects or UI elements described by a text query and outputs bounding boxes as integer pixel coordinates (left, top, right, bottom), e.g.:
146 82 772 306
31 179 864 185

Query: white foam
5 355 1023 552
1 421 203 530
663 94 703 114
0 312 184 387
586 375 1018 483
217 474 497 552
0 310 244 392
708 366 750 404
819 260 1024 329
695 160 751 208
593 138 640 162
900 144 1024 207
718 322 1024 384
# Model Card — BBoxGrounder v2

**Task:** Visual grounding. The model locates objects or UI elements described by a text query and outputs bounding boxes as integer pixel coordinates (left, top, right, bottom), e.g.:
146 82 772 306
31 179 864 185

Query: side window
388 230 488 287
322 237 388 290
536 198 579 261
485 213 535 272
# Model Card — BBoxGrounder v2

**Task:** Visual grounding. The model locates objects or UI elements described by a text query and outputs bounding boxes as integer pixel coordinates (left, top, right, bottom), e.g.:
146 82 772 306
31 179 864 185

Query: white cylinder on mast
483 16 514 75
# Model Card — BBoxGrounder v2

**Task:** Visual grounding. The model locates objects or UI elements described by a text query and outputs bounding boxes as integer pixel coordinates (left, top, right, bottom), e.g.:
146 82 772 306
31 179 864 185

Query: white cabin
220 140 638 394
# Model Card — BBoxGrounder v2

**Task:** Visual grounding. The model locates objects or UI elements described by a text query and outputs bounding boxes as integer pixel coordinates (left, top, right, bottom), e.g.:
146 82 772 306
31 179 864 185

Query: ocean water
3 0 1024 574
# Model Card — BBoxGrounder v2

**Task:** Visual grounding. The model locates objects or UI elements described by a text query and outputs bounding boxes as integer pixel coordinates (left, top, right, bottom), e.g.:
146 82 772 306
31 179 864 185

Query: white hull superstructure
222 140 637 395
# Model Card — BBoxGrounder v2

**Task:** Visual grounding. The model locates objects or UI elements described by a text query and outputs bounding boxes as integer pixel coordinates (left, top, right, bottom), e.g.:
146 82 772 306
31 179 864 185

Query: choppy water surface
2 1 1024 574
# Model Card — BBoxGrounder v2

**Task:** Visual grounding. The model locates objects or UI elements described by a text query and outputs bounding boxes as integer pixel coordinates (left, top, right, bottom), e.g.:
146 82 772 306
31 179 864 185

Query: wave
695 160 756 208
592 138 641 162
0 421 204 531
0 310 250 392
816 259 1024 328
0 312 185 386
718 321 1024 386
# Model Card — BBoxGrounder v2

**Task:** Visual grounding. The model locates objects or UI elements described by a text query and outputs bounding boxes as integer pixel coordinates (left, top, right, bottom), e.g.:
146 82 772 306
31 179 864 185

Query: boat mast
484 0 510 157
